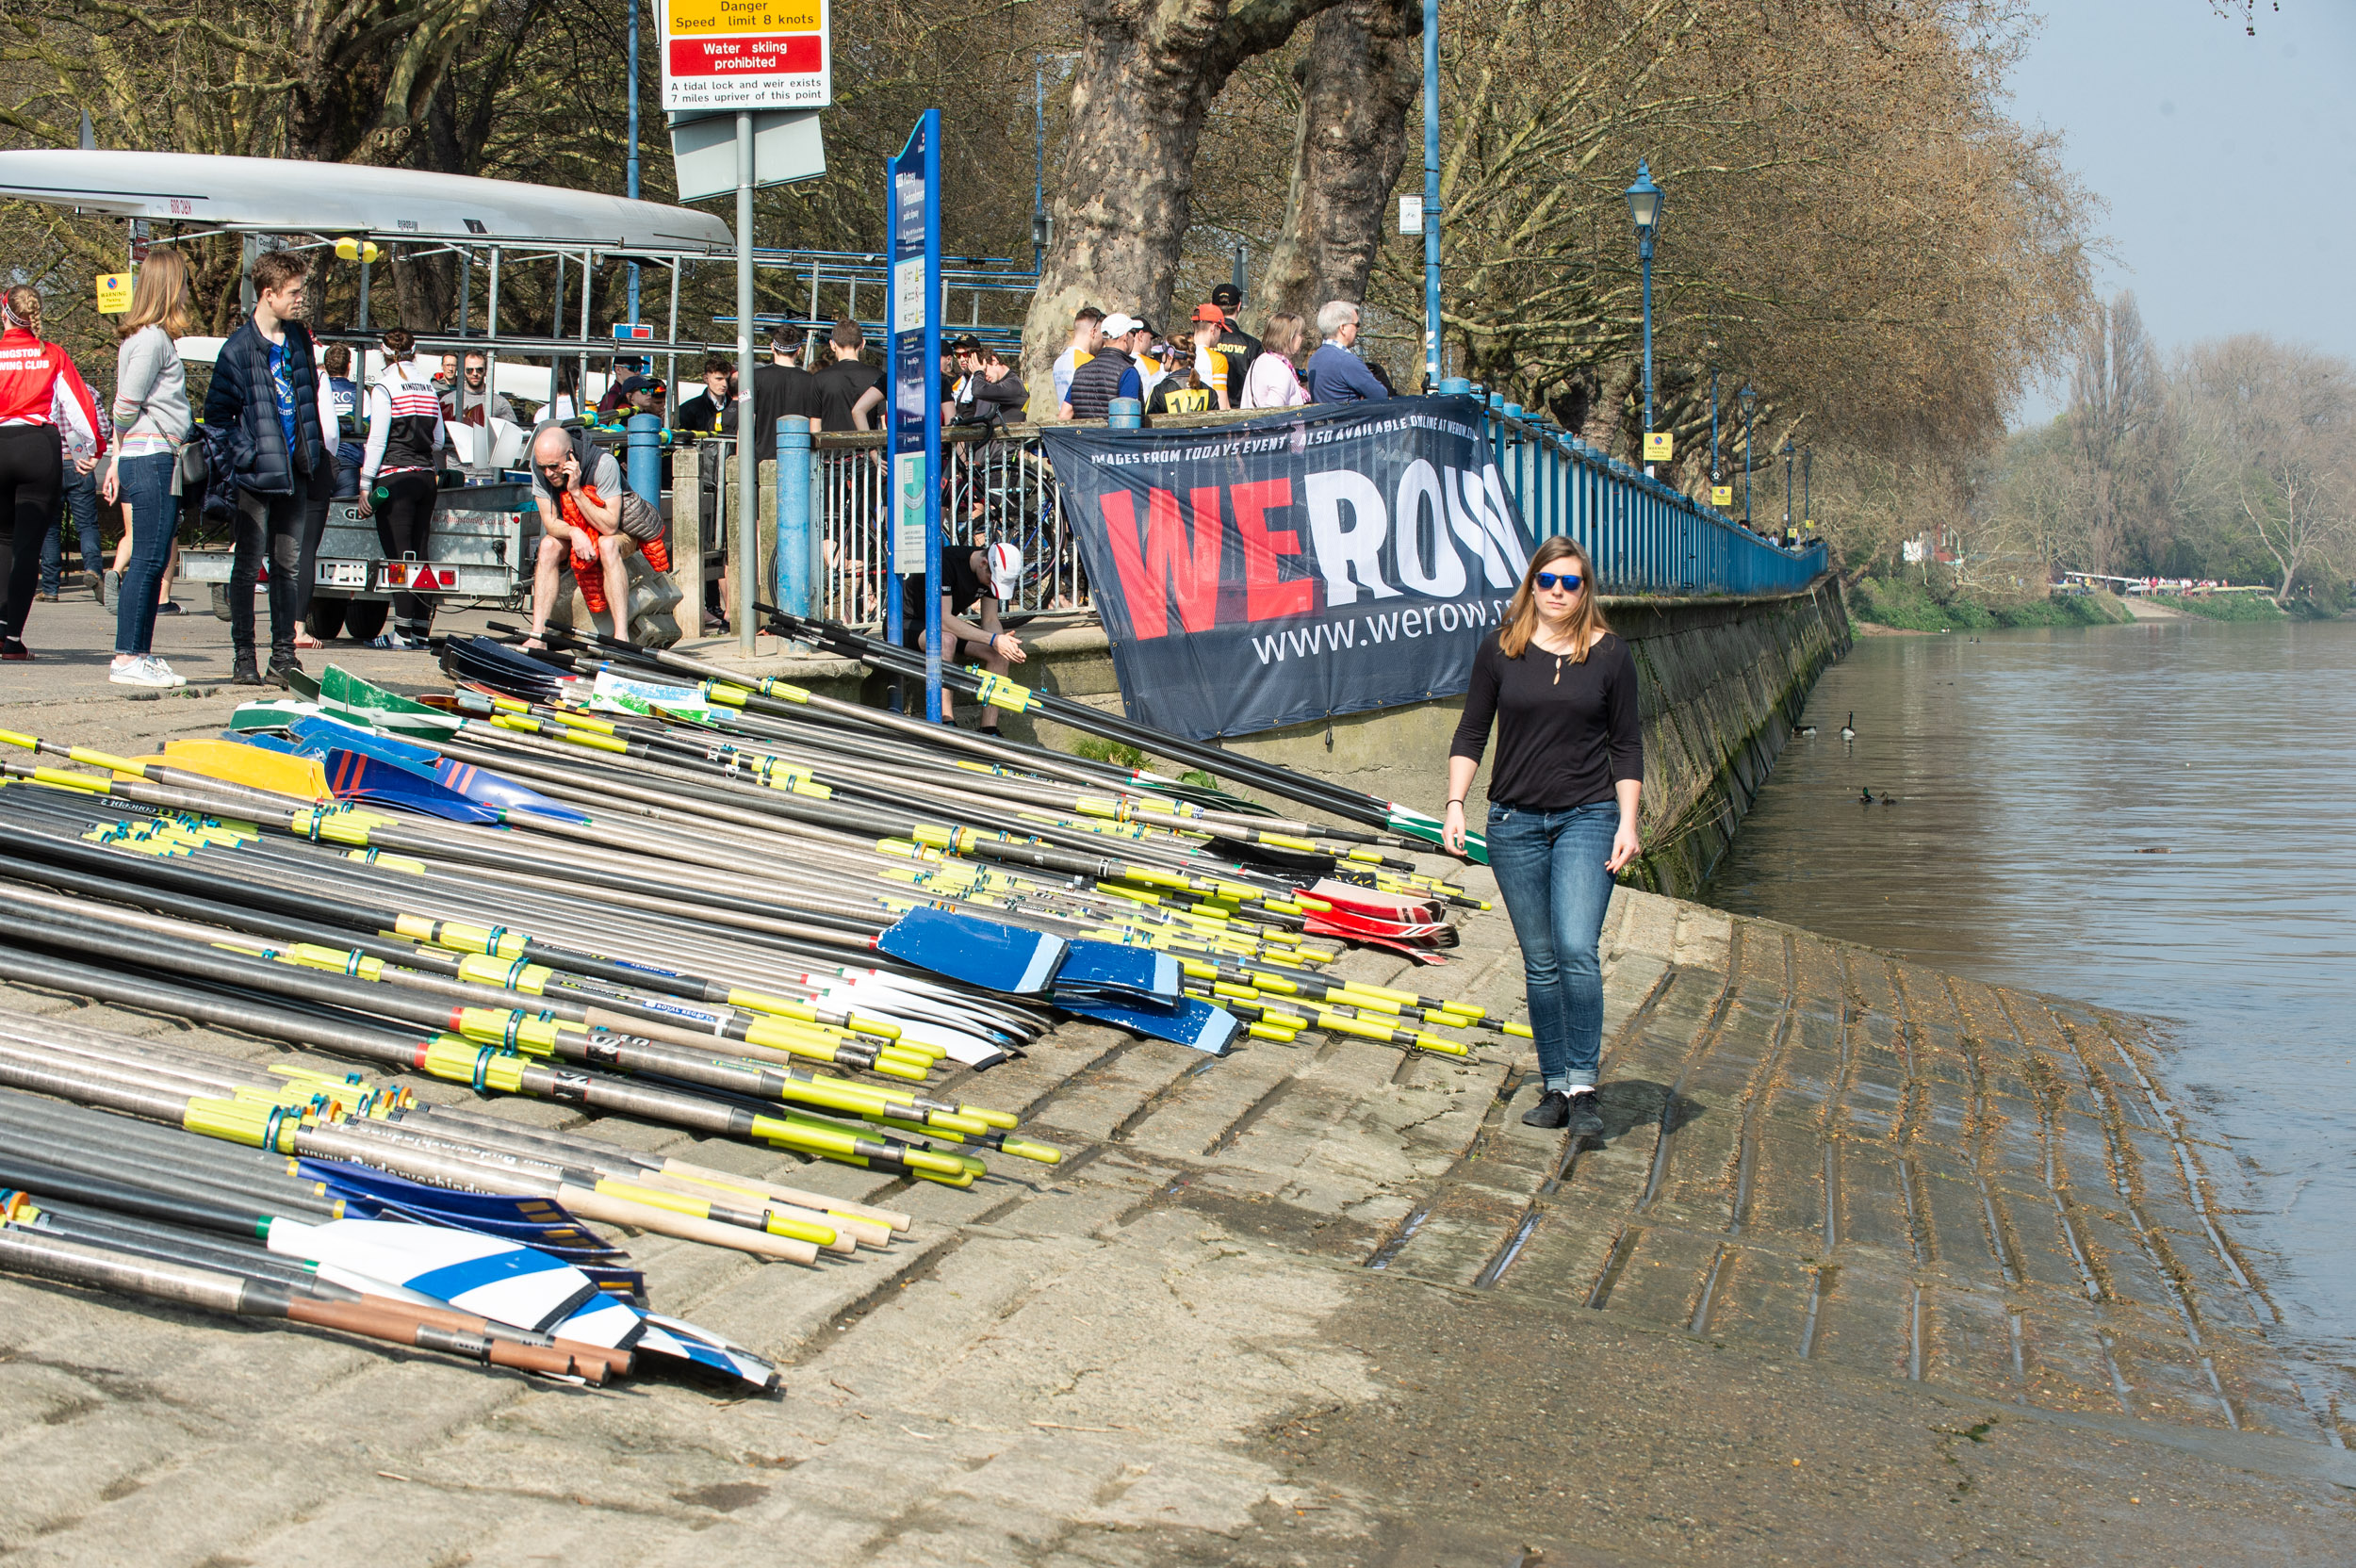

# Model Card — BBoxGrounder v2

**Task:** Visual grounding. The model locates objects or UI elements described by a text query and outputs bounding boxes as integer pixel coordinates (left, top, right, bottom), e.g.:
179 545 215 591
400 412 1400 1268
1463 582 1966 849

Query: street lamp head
1781 437 1795 457
1738 383 1758 418
1625 160 1664 233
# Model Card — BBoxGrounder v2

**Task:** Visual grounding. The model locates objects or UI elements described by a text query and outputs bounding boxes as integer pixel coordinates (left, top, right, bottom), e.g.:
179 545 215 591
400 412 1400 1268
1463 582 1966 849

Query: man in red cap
1187 304 1234 412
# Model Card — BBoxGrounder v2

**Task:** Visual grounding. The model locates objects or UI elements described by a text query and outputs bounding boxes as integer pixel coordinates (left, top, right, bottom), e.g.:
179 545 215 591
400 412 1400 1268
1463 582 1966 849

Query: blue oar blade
1052 940 1180 1008
432 759 591 823
321 748 504 823
300 1159 624 1260
875 907 1066 996
289 714 445 768
1057 995 1238 1056
296 719 589 822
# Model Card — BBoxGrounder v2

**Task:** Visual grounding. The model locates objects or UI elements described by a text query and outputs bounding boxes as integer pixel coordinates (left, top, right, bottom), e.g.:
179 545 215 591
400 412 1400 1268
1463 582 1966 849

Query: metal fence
812 431 1082 627
797 403 1825 626
1480 398 1830 596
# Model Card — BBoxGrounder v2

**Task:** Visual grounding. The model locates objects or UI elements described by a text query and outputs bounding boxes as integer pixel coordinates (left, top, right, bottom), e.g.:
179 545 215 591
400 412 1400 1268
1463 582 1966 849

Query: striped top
360 362 446 482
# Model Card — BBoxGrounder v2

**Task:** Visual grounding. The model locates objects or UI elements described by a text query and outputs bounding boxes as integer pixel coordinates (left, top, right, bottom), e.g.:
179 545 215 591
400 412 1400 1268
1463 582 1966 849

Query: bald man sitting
523 422 666 647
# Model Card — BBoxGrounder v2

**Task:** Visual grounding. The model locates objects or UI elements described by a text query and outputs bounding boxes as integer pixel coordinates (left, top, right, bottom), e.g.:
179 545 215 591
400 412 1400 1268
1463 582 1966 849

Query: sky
2001 2 2356 429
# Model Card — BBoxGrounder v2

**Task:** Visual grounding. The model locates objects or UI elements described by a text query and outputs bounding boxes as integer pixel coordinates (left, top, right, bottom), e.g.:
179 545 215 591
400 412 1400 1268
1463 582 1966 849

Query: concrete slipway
0 678 2349 1567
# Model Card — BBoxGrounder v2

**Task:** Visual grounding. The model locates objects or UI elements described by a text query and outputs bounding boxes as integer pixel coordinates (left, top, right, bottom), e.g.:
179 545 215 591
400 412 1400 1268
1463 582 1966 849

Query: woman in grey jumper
102 247 194 689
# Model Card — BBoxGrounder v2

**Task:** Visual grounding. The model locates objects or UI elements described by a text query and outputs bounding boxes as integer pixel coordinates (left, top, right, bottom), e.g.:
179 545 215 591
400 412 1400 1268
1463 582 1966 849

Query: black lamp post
1781 437 1795 544
1625 161 1664 472
1739 383 1758 531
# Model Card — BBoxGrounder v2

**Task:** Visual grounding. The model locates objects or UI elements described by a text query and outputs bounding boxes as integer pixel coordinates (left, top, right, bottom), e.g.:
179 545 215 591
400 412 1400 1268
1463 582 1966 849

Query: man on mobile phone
521 422 666 647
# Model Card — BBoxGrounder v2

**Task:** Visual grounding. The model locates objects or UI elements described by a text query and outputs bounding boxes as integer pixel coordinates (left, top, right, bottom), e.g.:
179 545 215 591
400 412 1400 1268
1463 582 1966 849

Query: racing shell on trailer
0 150 731 641
0 149 732 250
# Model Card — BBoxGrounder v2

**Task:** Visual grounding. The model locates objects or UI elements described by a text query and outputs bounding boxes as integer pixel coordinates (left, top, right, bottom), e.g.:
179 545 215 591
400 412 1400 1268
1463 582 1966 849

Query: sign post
656 0 831 655
884 111 942 721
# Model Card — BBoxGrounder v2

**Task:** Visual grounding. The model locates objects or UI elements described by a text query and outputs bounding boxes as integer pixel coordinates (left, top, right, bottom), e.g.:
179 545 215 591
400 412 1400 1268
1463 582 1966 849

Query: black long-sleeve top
1448 629 1644 809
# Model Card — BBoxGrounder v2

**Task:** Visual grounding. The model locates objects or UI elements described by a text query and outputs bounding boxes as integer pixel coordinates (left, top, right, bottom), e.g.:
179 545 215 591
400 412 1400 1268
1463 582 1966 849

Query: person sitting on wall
521 421 668 648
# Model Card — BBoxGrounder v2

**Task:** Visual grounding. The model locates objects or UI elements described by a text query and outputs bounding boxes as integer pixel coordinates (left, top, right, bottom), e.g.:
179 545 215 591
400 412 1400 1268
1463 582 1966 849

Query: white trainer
109 656 185 689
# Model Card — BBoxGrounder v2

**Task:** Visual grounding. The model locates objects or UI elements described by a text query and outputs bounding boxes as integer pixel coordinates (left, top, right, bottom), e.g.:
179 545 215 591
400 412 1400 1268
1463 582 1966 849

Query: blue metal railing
1447 380 1828 596
783 393 1829 626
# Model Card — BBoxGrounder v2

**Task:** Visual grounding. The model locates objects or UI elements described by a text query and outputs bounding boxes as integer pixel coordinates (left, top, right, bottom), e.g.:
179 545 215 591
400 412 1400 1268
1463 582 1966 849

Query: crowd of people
1050 291 1393 422
0 246 1412 694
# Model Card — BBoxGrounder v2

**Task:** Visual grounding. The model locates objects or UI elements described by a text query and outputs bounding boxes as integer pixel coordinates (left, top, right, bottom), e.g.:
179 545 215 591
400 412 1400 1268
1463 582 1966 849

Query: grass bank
2152 593 2287 622
1851 576 2132 632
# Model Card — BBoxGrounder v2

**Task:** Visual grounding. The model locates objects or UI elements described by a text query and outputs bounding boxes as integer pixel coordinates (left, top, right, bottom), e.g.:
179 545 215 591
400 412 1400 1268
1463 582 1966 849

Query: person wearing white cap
1059 314 1149 420
901 534 1028 732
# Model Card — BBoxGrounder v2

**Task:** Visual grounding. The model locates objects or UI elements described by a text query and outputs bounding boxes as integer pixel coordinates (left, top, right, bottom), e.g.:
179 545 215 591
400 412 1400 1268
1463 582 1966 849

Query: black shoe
1565 1087 1605 1138
155 600 182 615
231 649 263 685
264 654 303 690
1521 1089 1570 1129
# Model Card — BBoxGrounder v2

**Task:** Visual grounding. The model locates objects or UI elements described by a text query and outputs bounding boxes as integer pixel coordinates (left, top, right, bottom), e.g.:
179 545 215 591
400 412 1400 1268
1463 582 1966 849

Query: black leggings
371 470 439 634
0 425 63 644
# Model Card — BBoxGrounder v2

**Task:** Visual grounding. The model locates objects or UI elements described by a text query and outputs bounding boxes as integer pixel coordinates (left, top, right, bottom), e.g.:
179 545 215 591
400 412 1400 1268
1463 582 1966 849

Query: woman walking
0 286 105 660
354 328 445 648
102 248 195 688
1445 537 1643 1135
1240 312 1309 410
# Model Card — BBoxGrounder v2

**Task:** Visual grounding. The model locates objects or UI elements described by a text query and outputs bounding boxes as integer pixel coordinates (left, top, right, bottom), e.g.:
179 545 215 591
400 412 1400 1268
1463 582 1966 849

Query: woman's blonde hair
1261 311 1304 358
119 248 193 340
1497 534 1610 660
2 286 41 335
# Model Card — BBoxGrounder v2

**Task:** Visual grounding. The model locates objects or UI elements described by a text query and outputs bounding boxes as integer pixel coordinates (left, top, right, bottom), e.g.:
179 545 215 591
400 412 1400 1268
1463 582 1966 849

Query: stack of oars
0 647 1523 1386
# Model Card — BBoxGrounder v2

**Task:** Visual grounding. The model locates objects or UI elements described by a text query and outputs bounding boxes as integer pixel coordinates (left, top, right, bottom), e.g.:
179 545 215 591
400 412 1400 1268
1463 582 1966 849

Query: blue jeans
113 453 179 655
1486 799 1620 1092
40 463 102 595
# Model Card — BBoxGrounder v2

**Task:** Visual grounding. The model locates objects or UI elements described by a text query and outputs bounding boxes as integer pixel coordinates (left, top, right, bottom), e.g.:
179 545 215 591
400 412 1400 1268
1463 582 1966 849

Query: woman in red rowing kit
0 286 105 660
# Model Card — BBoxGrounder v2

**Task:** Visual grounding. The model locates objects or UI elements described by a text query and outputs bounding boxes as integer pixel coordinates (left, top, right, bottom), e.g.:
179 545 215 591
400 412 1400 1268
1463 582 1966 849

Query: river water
1705 614 2356 1372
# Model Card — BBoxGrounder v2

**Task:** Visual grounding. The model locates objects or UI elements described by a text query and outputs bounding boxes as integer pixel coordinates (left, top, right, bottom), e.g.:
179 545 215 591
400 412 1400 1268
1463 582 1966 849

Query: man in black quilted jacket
203 249 329 686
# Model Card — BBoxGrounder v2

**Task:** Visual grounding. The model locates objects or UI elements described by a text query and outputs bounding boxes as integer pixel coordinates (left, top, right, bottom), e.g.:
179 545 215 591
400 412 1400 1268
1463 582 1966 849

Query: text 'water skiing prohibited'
656 0 831 111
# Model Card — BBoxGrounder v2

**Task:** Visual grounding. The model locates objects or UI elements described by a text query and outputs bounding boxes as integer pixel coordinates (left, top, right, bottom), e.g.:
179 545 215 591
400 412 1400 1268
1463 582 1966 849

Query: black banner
1040 395 1536 739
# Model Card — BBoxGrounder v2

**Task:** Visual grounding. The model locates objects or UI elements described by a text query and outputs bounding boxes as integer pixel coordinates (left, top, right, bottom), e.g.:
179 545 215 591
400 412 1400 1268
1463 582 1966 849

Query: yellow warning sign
664 0 820 34
95 273 133 315
1642 431 1674 463
1710 484 1733 508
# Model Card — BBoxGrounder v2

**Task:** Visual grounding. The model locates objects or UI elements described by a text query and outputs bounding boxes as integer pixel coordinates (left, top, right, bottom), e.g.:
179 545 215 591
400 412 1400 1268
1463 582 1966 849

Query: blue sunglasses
1533 570 1584 592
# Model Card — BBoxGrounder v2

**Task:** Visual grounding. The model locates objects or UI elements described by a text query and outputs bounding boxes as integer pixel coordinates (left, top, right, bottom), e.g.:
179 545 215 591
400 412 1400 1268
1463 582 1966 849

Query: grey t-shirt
531 426 622 508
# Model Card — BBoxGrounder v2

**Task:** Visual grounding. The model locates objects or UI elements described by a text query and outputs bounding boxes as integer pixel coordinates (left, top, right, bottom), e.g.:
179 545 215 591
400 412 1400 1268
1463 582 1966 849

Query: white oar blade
268 1218 598 1333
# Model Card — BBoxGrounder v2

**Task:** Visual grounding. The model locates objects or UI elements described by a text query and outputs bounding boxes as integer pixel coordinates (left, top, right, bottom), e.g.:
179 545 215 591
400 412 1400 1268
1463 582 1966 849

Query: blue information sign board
883 110 942 719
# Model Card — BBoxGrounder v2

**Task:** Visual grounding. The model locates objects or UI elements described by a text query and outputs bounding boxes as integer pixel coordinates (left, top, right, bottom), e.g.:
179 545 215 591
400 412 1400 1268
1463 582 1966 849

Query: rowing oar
0 834 941 1082
0 857 1037 1149
0 801 1046 1070
9 1197 630 1379
0 1007 879 1265
0 1221 603 1381
0 901 989 1184
0 942 904 1235
0 786 933 1050
0 1148 604 1339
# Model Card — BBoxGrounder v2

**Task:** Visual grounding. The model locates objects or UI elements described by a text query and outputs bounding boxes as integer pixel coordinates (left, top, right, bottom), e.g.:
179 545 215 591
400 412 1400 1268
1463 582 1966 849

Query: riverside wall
727 576 1851 901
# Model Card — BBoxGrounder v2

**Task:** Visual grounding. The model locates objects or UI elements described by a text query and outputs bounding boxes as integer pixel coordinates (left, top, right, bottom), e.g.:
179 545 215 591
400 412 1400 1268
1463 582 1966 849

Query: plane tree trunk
1257 0 1421 334
1021 0 1350 415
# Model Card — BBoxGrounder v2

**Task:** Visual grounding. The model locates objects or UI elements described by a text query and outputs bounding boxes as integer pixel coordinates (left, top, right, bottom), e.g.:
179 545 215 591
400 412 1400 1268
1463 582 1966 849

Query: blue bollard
775 416 812 618
1107 397 1144 429
1440 377 1472 395
624 412 663 510
1487 391 1506 413
1503 402 1523 420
